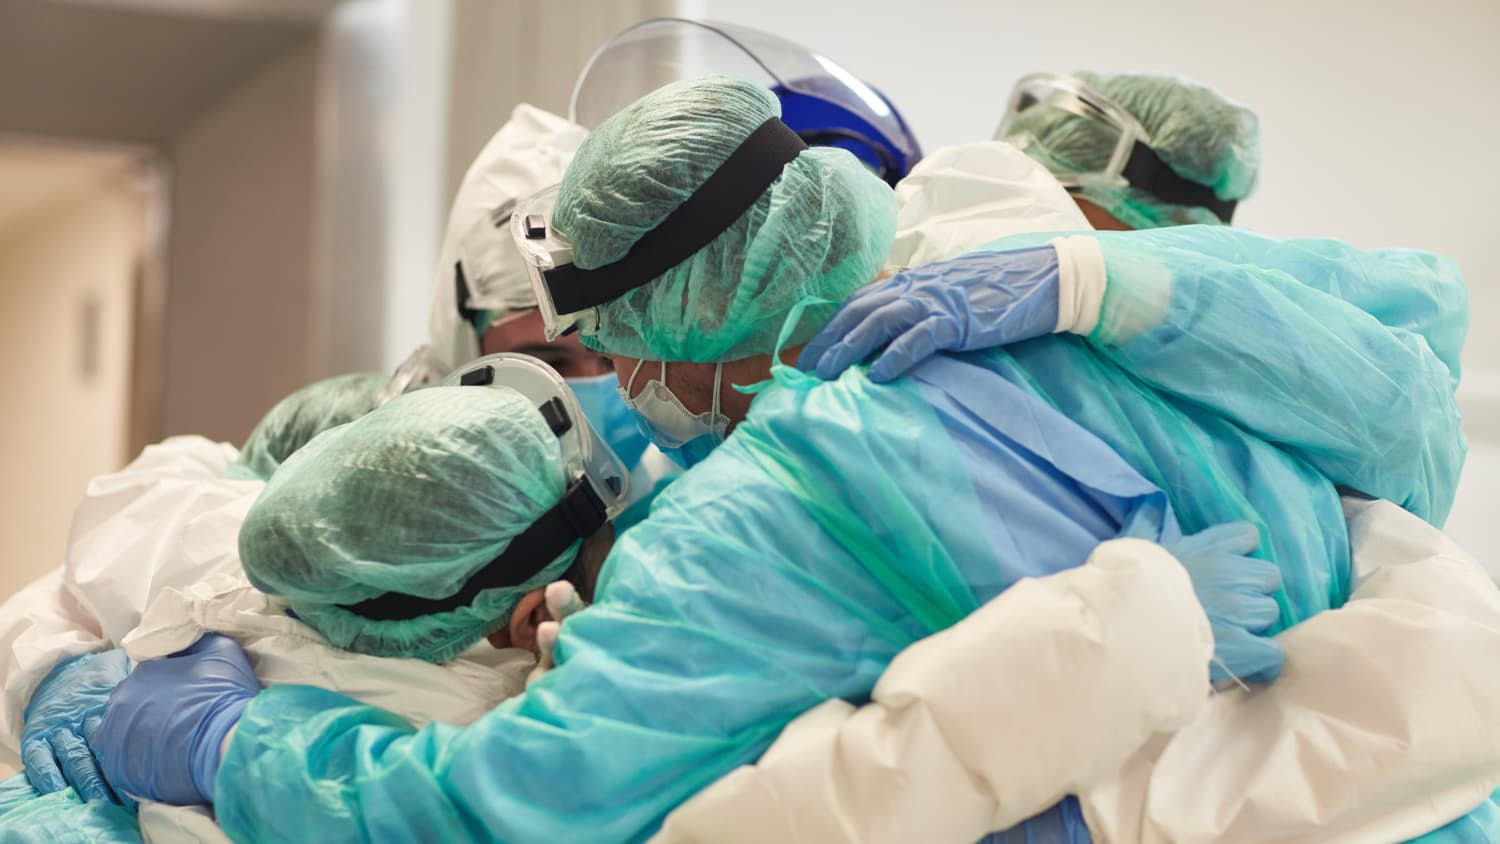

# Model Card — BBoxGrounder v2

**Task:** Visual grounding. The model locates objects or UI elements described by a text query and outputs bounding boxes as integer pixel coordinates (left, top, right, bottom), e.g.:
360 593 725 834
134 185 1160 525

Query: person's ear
505 588 548 654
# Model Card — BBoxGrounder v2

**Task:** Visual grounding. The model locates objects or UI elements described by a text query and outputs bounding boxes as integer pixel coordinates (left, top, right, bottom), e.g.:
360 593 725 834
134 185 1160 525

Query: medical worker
0 101 591 803
0 373 396 841
811 70 1465 527
997 71 1255 232
90 74 1460 842
1 368 630 842
666 74 1485 844
416 22 927 527
2 373 391 787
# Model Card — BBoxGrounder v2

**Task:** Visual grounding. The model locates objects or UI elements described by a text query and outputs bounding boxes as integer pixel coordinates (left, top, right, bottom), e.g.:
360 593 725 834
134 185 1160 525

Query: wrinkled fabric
214 326 1354 842
652 539 1213 844
1081 499 1500 844
0 775 140 844
885 140 1088 273
1083 226 1466 524
558 76 896 362
239 387 576 664
216 357 1186 843
964 225 1467 528
226 373 389 482
1 437 251 768
661 498 1500 844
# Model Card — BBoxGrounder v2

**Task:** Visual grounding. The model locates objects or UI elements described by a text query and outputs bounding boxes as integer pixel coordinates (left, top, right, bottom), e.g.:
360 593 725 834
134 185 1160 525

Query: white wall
163 38 321 444
696 0 1500 553
0 165 146 600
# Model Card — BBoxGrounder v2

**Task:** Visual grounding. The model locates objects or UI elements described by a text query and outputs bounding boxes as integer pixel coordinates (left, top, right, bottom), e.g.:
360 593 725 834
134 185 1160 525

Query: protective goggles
569 17 920 186
995 73 1236 223
512 117 807 342
341 353 629 622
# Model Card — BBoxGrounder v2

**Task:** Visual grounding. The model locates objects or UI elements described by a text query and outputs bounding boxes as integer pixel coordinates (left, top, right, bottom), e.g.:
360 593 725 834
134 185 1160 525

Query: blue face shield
567 374 652 469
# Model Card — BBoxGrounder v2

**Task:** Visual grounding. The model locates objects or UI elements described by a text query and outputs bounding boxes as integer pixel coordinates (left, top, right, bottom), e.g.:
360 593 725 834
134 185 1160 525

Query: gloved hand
96 634 259 805
22 649 129 802
525 581 587 688
1167 522 1285 685
798 245 1061 382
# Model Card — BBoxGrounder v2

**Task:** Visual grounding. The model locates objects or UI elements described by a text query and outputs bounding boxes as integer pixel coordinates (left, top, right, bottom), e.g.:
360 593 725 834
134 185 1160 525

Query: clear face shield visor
994 73 1152 191
569 18 918 184
444 353 630 522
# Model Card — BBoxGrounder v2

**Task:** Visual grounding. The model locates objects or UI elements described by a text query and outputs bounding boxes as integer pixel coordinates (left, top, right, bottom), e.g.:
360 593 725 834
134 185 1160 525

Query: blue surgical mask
617 360 729 470
567 373 650 469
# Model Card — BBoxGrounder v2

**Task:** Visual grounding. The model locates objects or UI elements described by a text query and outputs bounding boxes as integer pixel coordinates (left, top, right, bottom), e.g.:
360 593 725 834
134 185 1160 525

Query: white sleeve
0 436 249 762
0 569 104 768
1081 499 1500 844
652 538 1213 844
65 436 253 646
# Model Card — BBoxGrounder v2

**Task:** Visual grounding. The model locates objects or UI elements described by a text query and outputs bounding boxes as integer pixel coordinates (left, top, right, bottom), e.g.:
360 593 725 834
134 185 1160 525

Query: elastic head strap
1121 141 1237 223
339 478 607 622
541 118 808 314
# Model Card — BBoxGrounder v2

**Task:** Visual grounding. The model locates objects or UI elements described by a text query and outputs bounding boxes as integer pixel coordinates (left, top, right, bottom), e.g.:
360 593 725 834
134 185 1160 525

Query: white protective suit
653 142 1500 844
0 103 593 772
0 436 248 770
427 103 587 371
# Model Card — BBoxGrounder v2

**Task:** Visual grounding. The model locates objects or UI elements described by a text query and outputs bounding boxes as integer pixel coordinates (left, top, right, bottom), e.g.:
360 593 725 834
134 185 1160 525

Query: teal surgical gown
214 228 1469 843
0 775 140 844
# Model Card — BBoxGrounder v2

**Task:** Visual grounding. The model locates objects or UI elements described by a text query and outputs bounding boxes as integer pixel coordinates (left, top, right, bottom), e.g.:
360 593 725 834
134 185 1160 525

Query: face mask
567 373 651 469
617 360 729 469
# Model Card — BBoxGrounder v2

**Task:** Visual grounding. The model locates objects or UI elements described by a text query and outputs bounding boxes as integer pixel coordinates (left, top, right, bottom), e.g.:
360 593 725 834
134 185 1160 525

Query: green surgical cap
1008 71 1260 229
555 75 897 362
238 386 577 664
228 373 390 482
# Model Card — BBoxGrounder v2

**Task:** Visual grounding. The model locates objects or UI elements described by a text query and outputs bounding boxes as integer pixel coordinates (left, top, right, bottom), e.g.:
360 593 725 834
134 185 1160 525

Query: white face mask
616 360 730 468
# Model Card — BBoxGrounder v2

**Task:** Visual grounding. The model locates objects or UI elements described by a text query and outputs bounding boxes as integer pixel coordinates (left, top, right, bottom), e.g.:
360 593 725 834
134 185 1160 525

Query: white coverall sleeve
0 436 247 762
1080 498 1500 844
652 538 1214 844
0 570 101 769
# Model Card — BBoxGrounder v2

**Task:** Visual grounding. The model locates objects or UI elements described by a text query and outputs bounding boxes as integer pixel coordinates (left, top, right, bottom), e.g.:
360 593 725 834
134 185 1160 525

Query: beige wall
0 167 146 600
443 0 679 205
161 38 320 444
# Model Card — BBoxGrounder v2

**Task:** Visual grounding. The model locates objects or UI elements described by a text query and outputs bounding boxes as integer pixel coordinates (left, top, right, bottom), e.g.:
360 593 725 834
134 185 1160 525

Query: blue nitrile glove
798 246 1061 382
1168 522 1285 685
96 634 258 805
22 649 130 802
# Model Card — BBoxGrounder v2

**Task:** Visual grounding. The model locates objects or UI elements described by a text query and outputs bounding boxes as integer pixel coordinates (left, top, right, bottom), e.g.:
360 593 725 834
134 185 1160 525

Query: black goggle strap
1120 140 1237 223
454 261 488 333
538 117 808 315
339 477 608 622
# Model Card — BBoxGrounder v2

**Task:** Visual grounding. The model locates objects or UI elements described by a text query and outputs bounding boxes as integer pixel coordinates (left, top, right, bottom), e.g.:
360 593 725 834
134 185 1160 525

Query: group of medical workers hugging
0 17 1495 844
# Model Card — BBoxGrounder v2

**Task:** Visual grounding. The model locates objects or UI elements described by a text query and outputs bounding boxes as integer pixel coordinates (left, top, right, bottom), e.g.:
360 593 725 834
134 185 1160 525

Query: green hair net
555 75 897 362
1006 71 1260 229
238 386 577 664
228 373 390 482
